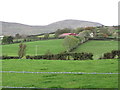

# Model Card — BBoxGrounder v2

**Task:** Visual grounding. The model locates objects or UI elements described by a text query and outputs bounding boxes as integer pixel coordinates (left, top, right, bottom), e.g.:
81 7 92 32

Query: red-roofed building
59 33 78 37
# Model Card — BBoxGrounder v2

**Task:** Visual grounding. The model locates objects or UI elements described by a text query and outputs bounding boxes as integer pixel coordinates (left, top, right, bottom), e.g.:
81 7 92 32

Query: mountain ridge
1 19 103 36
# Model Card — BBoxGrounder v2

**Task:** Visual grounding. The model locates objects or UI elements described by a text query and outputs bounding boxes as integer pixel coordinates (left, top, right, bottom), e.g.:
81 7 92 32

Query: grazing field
2 59 118 88
2 40 118 60
2 39 65 56
37 34 55 38
73 40 118 59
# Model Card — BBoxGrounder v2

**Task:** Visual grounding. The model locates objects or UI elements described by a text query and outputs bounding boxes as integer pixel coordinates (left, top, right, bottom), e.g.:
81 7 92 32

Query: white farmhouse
0 36 4 40
90 33 94 38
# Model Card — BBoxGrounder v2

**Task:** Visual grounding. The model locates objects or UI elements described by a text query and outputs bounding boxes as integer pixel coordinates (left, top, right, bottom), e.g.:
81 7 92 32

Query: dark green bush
26 52 93 60
2 52 93 60
2 56 19 59
99 50 120 59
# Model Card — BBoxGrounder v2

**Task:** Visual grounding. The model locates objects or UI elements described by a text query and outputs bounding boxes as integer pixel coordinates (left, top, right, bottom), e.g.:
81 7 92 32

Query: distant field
2 39 118 60
2 39 65 56
37 34 55 38
73 40 118 59
2 59 118 88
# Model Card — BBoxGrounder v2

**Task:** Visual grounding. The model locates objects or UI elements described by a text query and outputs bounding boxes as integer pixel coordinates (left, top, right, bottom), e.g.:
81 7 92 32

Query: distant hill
1 19 103 36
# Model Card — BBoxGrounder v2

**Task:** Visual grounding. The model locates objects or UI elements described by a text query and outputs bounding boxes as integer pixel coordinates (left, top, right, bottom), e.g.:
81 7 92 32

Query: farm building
59 33 78 37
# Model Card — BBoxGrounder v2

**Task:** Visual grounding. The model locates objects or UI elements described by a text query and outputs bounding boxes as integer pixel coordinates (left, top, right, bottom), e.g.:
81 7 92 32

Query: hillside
1 19 103 36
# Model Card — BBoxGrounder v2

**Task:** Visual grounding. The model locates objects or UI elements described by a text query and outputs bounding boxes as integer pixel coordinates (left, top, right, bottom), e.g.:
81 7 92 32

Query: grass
2 73 118 88
13 38 24 42
2 39 65 56
37 34 55 38
73 40 118 59
2 59 118 88
1 39 119 88
2 59 118 73
2 39 118 60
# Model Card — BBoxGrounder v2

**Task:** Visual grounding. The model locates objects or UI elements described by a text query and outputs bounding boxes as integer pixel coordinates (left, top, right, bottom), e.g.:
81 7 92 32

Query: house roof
59 33 78 37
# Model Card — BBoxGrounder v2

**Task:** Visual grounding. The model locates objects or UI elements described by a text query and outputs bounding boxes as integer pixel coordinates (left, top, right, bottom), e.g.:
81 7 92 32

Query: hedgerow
99 50 120 59
1 52 93 60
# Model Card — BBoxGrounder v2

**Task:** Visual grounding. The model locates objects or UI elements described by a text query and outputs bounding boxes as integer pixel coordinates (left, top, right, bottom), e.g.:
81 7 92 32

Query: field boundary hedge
26 52 93 60
99 50 120 59
2 49 119 60
1 52 93 60
89 37 118 41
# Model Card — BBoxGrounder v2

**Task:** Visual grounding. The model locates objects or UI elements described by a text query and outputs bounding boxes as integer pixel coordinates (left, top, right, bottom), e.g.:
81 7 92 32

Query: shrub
63 35 79 52
99 50 120 59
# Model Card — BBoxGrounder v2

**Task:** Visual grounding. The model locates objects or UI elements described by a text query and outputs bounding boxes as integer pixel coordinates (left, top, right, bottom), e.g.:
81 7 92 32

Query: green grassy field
73 40 118 59
2 39 118 60
2 39 65 56
2 59 118 88
37 34 55 38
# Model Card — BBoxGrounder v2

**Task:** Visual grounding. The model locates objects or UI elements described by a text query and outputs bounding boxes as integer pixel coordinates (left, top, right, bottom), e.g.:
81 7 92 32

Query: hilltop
1 19 103 36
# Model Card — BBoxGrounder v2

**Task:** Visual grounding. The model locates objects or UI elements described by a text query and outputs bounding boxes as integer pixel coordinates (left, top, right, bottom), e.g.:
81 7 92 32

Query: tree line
1 26 118 45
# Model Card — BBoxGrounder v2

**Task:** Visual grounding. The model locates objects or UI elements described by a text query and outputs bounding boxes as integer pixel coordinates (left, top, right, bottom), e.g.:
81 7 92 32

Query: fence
1 71 119 89
1 71 119 74
1 37 119 89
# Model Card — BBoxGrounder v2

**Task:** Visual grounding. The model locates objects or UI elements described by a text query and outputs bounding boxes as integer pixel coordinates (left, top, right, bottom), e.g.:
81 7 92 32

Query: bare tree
18 43 27 58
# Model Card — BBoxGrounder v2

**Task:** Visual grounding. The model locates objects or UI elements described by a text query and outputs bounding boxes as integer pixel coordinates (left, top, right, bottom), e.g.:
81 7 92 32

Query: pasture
1 39 119 88
2 59 118 88
2 39 118 60
73 40 118 59
37 34 55 38
2 39 65 56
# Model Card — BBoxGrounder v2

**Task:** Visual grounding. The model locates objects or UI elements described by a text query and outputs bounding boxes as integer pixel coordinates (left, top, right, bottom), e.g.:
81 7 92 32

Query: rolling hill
1 19 103 36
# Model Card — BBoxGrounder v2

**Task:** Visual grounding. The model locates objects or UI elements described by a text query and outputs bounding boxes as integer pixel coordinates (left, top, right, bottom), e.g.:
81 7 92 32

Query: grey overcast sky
0 0 119 26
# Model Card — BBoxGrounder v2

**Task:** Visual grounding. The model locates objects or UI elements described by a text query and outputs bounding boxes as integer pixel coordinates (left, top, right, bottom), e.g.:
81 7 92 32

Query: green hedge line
26 52 93 60
1 52 93 60
0 56 19 59
99 50 120 59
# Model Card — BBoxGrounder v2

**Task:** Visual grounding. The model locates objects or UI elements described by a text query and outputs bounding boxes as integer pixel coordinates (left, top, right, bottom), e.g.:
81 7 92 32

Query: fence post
35 45 38 56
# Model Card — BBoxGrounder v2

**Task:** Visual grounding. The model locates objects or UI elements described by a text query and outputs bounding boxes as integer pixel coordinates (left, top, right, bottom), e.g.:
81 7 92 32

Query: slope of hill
1 19 103 36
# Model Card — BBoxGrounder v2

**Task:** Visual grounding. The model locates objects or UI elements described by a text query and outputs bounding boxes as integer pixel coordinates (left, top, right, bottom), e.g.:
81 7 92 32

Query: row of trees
2 36 14 44
54 27 95 37
62 26 118 52
54 26 118 38
96 26 118 38
2 26 118 44
63 30 91 52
